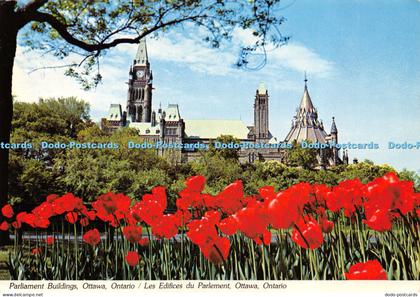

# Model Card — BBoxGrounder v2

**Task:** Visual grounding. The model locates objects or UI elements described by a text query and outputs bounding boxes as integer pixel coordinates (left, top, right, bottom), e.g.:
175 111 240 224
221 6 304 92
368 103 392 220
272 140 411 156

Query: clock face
136 70 144 78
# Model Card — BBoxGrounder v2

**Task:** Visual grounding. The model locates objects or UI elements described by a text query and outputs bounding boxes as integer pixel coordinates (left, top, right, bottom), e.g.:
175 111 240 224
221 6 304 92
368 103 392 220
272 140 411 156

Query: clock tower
127 39 153 123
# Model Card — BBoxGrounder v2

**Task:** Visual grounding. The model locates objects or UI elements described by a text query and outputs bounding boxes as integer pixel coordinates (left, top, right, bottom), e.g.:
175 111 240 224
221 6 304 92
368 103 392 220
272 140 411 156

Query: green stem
261 244 266 280
250 239 257 279
73 223 78 280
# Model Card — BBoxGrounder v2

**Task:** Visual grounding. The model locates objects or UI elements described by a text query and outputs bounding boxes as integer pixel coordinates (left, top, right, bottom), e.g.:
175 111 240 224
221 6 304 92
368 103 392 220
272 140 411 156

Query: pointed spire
285 75 329 144
299 74 315 112
330 116 338 134
135 38 148 65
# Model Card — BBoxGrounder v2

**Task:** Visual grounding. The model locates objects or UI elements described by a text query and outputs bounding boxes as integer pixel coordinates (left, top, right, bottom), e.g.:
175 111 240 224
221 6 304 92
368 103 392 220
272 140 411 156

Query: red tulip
0 221 8 231
345 260 387 280
173 210 192 227
291 217 324 249
186 217 231 264
363 209 392 232
92 192 131 225
125 251 140 267
138 237 149 246
263 230 272 245
312 184 330 206
151 186 167 211
267 193 299 229
202 237 230 265
234 201 269 244
1 204 13 218
83 229 101 246
87 210 96 221
258 186 276 201
133 199 164 226
46 194 60 203
45 236 55 245
34 216 50 228
218 216 239 236
204 210 221 225
31 248 42 255
317 208 334 233
151 214 179 239
52 193 83 215
123 225 142 243
185 175 206 192
79 217 90 227
320 218 334 233
65 212 78 224
32 202 54 219
216 180 244 214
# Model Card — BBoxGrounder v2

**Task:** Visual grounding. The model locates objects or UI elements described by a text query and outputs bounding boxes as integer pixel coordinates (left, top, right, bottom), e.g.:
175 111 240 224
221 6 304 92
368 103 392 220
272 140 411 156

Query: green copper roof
107 104 122 121
135 39 148 65
184 119 250 140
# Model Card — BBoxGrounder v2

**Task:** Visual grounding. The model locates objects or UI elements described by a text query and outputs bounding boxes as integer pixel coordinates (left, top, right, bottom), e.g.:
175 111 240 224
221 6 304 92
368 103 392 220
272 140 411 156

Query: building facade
101 40 347 167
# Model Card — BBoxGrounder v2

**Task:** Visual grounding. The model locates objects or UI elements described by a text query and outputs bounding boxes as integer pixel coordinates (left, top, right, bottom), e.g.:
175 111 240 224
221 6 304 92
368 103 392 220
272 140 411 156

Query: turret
330 116 339 165
254 82 270 142
343 149 349 165
151 111 156 126
330 116 338 142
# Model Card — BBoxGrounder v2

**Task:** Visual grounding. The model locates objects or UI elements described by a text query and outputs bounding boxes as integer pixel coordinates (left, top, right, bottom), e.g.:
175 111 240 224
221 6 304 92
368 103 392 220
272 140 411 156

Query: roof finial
330 116 337 134
304 71 308 88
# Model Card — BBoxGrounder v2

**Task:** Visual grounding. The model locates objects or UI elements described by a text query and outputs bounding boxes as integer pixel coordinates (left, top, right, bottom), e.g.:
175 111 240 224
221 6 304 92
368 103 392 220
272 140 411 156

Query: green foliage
12 97 90 138
285 140 318 170
9 97 92 206
8 99 420 209
208 135 241 161
190 152 242 195
56 127 171 201
338 162 396 184
18 0 289 89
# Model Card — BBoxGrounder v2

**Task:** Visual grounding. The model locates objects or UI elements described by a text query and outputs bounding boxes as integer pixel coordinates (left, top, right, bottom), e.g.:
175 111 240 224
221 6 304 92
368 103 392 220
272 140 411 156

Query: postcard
0 0 419 296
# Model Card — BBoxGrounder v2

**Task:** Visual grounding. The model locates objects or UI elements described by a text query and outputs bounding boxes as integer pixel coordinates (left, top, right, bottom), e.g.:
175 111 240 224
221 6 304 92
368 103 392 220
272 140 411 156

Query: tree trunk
0 1 18 245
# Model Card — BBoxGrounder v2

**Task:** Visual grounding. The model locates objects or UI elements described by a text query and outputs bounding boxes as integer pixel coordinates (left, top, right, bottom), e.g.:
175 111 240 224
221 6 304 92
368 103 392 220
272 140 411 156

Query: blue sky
12 0 420 172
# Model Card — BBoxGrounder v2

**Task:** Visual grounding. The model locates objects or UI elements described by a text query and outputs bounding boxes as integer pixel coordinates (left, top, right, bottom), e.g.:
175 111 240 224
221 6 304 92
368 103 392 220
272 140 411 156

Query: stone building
101 40 347 166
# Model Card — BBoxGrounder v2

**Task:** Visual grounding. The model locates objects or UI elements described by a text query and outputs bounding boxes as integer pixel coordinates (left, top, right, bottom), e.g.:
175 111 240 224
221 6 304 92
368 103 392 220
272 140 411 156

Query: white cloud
270 43 334 77
12 28 334 119
12 46 126 117
116 28 335 78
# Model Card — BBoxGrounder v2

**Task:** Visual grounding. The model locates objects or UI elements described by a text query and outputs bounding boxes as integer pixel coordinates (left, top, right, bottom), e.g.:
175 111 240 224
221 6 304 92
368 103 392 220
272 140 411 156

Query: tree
285 140 318 170
56 127 171 199
208 135 241 161
8 97 91 206
0 0 289 231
